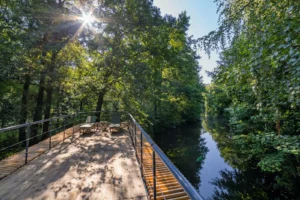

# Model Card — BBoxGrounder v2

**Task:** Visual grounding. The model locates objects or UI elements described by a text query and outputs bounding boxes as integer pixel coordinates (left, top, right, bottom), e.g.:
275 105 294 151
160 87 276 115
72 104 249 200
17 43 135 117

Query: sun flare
79 12 95 24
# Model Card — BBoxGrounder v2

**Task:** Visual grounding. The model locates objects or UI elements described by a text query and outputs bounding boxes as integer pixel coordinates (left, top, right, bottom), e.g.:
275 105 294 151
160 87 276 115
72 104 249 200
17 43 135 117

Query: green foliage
0 0 203 129
202 0 300 197
233 133 300 171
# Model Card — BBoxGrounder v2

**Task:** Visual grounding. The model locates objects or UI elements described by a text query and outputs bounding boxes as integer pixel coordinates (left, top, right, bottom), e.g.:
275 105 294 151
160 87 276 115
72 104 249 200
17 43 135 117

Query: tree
0 0 204 156
202 0 300 196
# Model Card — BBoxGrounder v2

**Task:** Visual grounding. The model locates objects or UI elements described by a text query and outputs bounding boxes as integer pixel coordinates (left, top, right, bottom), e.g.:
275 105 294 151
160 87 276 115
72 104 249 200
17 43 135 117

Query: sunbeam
80 12 95 24
30 4 112 42
71 23 85 41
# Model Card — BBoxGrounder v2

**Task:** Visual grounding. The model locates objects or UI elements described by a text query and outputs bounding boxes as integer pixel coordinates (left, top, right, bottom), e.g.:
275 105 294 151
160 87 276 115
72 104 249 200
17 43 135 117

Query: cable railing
0 111 122 178
0 114 83 178
0 111 203 200
0 111 112 164
126 112 203 200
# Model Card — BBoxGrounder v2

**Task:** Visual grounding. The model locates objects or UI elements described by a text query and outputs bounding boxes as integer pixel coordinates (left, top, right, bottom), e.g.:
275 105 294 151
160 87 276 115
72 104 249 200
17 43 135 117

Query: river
153 122 294 200
153 122 232 199
197 130 233 198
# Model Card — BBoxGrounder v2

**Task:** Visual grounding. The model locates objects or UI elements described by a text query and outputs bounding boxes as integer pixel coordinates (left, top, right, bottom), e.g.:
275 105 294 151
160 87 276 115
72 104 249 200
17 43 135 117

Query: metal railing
0 111 113 165
126 112 203 200
0 114 82 166
0 111 203 200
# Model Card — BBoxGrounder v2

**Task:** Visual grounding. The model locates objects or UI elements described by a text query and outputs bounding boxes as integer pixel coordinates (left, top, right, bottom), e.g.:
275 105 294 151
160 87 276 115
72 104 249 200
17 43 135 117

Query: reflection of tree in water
204 117 300 200
210 166 300 200
154 122 208 188
209 169 283 200
202 118 242 168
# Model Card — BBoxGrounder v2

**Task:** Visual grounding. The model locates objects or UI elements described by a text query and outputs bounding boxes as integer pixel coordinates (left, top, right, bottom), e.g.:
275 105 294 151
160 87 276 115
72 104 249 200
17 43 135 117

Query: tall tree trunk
19 74 31 143
79 99 83 111
56 87 61 116
276 120 281 135
42 53 57 138
55 87 61 128
31 71 46 143
30 31 49 140
95 89 106 122
42 86 54 139
154 101 158 120
33 73 46 121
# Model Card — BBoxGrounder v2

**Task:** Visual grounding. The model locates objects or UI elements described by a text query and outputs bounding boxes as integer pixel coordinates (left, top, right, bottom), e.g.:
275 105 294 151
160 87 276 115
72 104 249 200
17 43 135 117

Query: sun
79 12 95 25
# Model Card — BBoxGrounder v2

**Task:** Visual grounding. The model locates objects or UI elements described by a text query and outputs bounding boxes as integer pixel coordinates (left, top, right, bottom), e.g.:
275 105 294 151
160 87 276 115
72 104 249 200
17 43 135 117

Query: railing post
127 118 129 133
127 118 130 136
134 124 137 147
49 120 52 149
132 120 134 139
140 131 143 172
63 117 66 141
72 114 75 136
97 111 99 131
80 112 82 124
153 150 156 200
130 120 134 146
25 124 30 164
130 120 133 138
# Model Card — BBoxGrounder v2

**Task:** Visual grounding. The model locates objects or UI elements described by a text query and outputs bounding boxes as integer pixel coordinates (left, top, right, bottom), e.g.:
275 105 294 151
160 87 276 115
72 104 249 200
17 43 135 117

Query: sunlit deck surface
0 127 147 199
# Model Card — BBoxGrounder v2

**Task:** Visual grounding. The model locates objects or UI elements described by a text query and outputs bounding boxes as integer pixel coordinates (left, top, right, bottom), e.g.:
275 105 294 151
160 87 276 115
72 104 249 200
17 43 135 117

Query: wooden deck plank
0 126 81 180
133 129 191 200
1 123 193 200
153 191 188 200
0 127 147 200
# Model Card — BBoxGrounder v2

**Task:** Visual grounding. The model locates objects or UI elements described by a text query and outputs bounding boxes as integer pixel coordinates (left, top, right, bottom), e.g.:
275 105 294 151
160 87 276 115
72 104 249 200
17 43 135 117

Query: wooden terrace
0 115 201 200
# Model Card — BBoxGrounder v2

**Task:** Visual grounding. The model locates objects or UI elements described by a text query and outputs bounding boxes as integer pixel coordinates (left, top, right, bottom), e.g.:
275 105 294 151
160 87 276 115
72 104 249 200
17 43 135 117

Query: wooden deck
0 125 80 180
0 122 193 200
134 130 191 200
0 126 147 199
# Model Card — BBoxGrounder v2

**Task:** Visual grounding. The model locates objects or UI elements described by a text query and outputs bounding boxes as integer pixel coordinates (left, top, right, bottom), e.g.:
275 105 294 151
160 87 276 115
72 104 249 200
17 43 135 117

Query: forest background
0 0 299 198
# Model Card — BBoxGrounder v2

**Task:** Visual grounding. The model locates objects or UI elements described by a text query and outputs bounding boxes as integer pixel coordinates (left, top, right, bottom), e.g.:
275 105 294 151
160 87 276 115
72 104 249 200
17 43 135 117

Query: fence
127 113 203 200
0 111 203 200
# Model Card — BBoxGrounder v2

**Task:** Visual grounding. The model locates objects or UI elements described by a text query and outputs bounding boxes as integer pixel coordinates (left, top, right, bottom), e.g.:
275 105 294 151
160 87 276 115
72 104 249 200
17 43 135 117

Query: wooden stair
134 135 190 200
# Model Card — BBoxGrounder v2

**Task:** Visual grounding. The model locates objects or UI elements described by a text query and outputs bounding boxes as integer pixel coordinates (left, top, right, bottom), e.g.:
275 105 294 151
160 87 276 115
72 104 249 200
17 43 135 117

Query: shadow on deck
0 128 147 199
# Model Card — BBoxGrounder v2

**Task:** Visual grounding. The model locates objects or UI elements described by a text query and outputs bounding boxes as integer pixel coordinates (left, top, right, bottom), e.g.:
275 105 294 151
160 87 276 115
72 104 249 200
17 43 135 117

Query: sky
153 0 219 84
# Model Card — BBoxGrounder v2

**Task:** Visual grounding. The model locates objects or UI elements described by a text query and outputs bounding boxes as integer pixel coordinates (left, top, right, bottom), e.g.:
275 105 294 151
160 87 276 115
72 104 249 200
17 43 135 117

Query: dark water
197 130 233 198
153 122 297 200
154 123 231 199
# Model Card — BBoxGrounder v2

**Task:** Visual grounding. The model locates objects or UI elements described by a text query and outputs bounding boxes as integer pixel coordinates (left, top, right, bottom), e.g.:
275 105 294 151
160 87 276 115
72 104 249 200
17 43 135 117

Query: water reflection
153 120 299 200
204 118 299 200
209 169 277 200
199 131 233 199
154 123 208 189
154 123 236 199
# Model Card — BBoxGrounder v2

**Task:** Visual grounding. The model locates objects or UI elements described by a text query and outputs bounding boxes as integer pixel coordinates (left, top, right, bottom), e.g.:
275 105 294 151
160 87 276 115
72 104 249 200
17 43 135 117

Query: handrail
0 110 120 133
0 110 114 133
126 112 203 200
0 114 75 133
0 111 204 199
